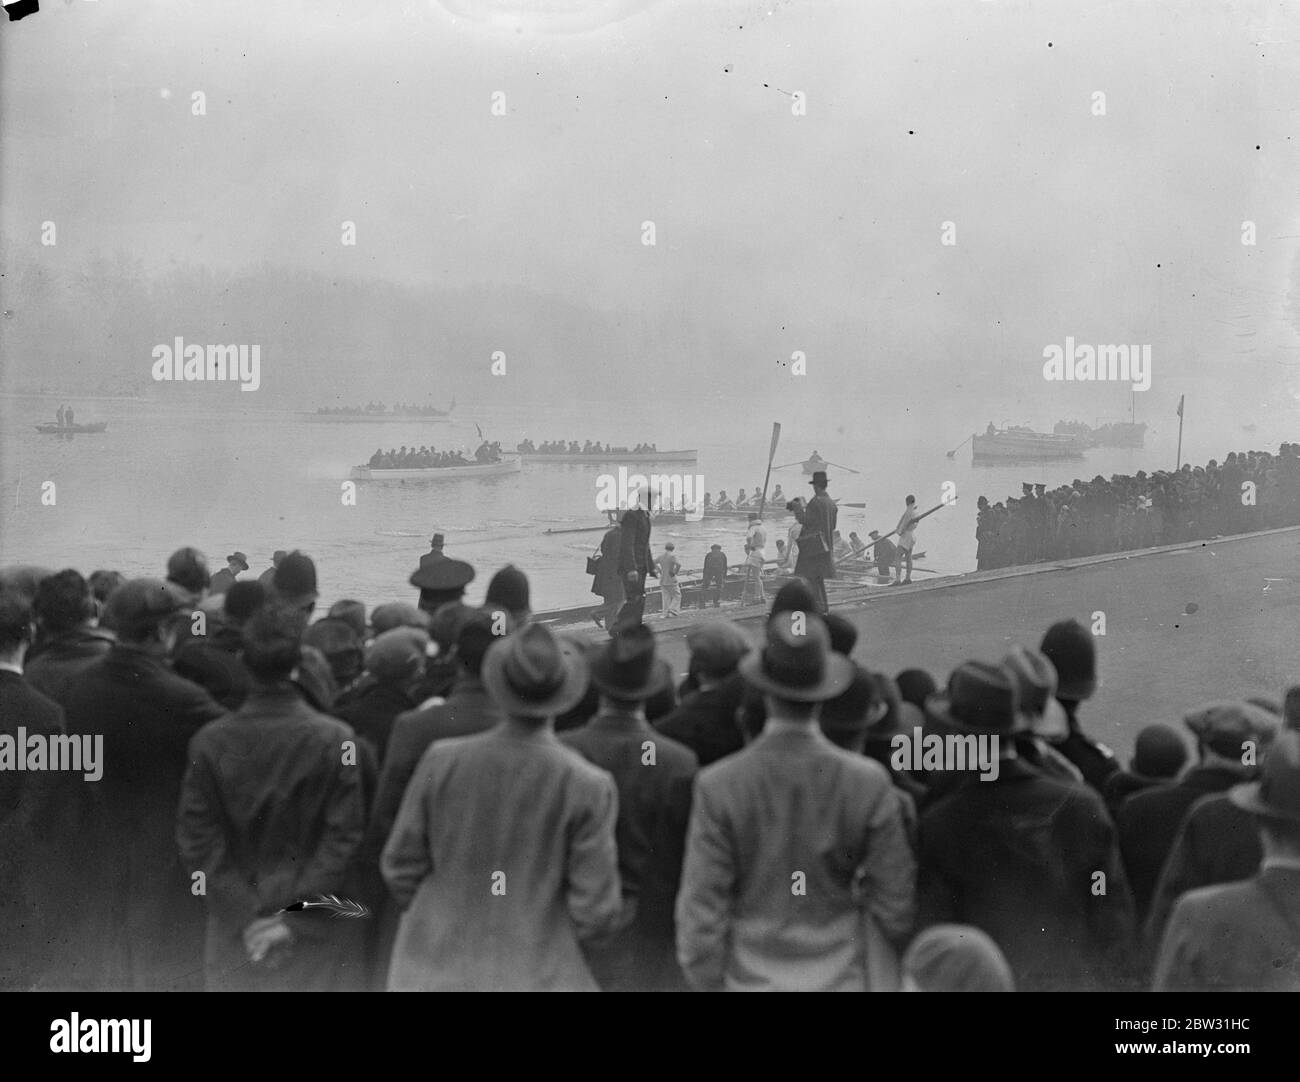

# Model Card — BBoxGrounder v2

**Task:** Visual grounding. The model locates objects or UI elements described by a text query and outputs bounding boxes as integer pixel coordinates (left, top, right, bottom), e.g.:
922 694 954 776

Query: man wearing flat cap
382 623 621 990
676 611 914 991
917 660 1134 991
59 578 226 991
654 621 752 766
562 624 697 991
1118 699 1278 924
1154 731 1300 991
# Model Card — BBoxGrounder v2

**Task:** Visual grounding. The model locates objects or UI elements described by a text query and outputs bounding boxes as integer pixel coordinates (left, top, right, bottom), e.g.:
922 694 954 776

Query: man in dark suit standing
794 470 837 613
615 490 656 631
60 578 227 991
562 624 697 990
0 590 70 990
1154 731 1300 991
590 517 625 629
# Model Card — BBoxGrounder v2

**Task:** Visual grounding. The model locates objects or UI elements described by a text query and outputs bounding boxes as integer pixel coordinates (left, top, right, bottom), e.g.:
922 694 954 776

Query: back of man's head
0 589 34 655
34 569 93 635
241 603 305 683
456 612 498 678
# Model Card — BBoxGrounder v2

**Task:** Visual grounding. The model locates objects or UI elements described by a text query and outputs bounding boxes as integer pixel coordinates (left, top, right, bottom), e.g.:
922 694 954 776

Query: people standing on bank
742 514 767 606
793 472 836 614
591 518 625 629
892 495 920 586
655 542 682 618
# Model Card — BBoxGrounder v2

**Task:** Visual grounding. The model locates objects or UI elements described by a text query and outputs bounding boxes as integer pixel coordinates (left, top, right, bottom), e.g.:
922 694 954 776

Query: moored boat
34 422 108 434
349 455 521 481
972 425 1086 463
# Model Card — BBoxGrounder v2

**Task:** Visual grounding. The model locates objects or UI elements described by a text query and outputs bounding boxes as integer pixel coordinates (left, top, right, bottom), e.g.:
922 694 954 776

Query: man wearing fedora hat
382 623 622 990
1154 731 1300 991
792 471 836 613
676 611 915 991
917 660 1134 991
209 551 249 596
561 624 697 991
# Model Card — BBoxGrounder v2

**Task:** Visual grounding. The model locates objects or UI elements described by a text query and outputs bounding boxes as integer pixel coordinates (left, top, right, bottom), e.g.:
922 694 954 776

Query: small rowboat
34 422 108 434
349 456 521 482
519 449 698 464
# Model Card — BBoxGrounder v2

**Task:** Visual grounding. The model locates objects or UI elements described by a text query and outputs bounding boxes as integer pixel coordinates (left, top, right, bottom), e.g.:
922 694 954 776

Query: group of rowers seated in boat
706 486 786 511
367 440 502 469
516 439 659 455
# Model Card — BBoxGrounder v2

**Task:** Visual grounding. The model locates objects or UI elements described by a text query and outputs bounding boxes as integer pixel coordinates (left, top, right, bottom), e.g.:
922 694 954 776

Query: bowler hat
808 470 829 487
226 551 250 571
738 611 854 702
925 661 1020 735
1229 730 1300 824
589 623 670 700
1132 723 1188 779
482 622 589 718
1039 619 1097 701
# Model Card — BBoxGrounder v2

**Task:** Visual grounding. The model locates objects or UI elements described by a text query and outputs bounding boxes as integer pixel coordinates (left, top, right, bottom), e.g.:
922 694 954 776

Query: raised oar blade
758 422 783 517
280 894 371 919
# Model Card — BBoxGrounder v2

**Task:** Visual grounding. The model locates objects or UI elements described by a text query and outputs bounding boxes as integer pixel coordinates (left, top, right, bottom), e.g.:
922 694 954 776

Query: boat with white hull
349 456 521 482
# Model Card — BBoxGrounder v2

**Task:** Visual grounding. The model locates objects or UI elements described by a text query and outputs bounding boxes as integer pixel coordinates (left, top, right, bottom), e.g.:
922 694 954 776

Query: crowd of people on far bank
517 439 660 455
975 443 1300 569
367 441 501 469
5 472 1296 992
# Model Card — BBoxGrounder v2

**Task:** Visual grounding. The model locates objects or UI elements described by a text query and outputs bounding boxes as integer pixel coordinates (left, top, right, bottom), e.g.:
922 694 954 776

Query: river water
0 392 1268 614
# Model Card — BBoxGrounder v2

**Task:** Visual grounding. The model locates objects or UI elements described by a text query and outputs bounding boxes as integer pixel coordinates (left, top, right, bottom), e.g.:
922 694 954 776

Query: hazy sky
5 0 1300 427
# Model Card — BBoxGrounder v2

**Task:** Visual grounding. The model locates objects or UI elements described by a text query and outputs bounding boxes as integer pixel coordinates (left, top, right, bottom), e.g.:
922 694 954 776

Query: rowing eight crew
368 441 502 469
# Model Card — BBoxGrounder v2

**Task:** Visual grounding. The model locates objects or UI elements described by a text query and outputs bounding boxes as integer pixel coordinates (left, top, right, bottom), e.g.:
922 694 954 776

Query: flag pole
1175 394 1185 471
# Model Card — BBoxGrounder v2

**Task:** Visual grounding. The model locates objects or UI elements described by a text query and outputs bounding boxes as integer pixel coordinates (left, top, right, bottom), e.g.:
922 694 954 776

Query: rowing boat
348 456 521 482
520 449 698 464
34 422 108 434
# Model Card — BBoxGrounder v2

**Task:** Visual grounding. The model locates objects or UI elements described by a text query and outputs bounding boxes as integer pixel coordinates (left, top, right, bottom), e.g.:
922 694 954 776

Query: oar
773 460 804 470
946 434 972 459
834 499 955 569
820 459 861 475
756 422 782 519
